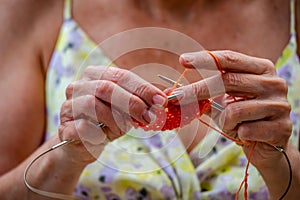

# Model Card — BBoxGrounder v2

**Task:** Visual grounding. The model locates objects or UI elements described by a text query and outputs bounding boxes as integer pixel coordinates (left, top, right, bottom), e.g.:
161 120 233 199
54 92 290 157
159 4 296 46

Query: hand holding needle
96 90 184 128
158 74 225 112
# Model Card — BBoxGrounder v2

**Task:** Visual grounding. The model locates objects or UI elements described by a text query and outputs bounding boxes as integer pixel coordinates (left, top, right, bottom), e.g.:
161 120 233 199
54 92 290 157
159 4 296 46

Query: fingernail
152 94 166 106
181 53 194 64
142 110 156 124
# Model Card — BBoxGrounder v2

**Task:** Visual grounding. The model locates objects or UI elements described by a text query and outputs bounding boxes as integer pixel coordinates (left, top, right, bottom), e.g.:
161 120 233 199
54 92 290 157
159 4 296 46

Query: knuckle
283 119 293 135
277 78 289 95
58 125 66 140
95 80 113 97
75 119 89 133
272 119 292 145
238 124 251 140
265 77 288 95
221 50 240 64
85 65 96 72
280 100 292 113
191 83 208 98
66 83 75 99
66 80 86 99
222 73 241 87
61 100 72 111
109 68 127 83
134 82 152 96
128 96 144 118
60 100 73 120
262 59 276 75
73 95 95 120
83 95 96 111
82 66 97 79
58 122 78 141
225 104 241 123
286 120 293 136
58 125 65 135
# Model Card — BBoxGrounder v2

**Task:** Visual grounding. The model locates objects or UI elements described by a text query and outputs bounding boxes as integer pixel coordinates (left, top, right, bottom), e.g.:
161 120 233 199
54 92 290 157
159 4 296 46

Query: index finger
81 66 168 107
179 50 276 75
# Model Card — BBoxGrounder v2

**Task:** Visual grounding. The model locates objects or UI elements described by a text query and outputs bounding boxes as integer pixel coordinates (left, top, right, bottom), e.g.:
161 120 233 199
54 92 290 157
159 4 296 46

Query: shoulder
0 0 62 38
0 0 64 68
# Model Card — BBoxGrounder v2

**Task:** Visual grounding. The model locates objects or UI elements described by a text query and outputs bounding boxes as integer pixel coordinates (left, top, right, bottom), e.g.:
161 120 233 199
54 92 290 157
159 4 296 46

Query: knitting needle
158 74 225 112
95 92 183 128
158 74 183 87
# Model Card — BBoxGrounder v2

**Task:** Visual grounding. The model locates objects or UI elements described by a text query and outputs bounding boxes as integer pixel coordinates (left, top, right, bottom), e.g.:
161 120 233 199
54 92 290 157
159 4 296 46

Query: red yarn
136 51 255 200
205 50 255 200
235 142 257 200
138 99 211 131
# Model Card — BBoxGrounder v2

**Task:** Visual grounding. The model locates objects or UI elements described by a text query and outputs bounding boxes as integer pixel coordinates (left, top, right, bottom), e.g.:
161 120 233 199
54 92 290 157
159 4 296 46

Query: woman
0 0 299 199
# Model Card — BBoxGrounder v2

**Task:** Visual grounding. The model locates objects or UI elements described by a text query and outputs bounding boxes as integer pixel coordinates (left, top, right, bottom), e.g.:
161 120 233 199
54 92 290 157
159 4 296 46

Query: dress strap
64 0 72 20
290 0 296 35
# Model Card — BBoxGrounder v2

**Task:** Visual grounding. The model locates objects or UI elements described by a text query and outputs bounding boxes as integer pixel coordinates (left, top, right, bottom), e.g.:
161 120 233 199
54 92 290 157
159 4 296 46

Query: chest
71 0 290 82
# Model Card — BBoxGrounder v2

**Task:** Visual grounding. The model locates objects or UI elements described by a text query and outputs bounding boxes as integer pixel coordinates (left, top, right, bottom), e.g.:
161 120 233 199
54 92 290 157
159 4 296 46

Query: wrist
256 143 300 199
50 139 90 172
25 137 88 196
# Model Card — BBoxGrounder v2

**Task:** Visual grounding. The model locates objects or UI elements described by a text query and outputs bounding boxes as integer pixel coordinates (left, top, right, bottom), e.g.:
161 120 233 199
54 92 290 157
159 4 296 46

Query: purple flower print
290 111 300 137
277 64 295 85
125 187 138 199
100 186 112 193
105 193 121 200
206 186 236 200
144 134 163 149
98 166 118 184
160 185 176 200
53 113 60 126
125 187 151 200
164 133 182 148
73 184 91 200
67 27 83 51
197 168 213 181
50 51 75 78
295 99 300 107
290 111 300 125
99 187 120 200
239 155 247 167
155 157 177 178
249 186 269 199
193 191 201 200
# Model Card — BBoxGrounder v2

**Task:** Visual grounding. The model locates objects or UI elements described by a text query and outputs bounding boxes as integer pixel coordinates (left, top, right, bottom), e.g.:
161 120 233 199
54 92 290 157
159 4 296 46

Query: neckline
65 17 297 68
62 0 297 69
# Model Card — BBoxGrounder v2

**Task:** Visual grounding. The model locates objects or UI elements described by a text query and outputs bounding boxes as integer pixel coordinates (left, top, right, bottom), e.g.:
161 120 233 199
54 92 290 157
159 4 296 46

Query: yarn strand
175 51 256 200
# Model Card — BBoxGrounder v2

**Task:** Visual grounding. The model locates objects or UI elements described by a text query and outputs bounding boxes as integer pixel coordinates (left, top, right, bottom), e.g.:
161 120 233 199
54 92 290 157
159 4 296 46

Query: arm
0 2 169 198
0 0 86 199
257 142 300 200
0 0 45 175
0 136 86 199
260 0 300 198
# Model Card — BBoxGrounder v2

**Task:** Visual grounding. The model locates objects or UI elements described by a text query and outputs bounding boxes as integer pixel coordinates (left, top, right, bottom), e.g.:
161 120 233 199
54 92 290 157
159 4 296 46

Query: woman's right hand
58 66 167 165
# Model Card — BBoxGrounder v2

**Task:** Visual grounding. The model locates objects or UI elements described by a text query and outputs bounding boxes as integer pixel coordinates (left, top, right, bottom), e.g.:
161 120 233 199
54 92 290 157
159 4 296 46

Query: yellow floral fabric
46 0 300 199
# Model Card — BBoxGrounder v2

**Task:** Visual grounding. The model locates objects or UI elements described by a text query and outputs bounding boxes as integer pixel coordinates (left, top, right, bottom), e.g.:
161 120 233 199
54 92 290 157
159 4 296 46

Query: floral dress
46 0 300 199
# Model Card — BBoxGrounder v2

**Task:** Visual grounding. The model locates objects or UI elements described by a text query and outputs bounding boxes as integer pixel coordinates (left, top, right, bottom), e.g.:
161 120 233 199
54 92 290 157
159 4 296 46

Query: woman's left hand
175 50 292 167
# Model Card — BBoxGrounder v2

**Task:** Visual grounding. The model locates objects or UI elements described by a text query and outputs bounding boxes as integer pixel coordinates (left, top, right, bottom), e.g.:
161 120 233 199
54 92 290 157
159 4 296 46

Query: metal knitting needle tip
167 92 183 100
158 74 225 111
96 122 105 128
158 74 183 87
211 101 225 112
